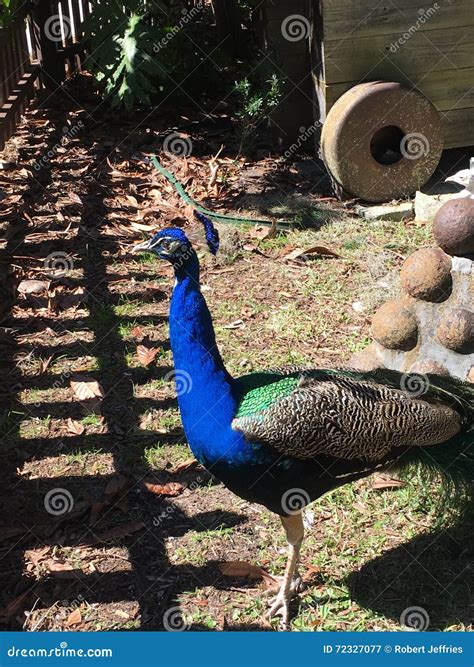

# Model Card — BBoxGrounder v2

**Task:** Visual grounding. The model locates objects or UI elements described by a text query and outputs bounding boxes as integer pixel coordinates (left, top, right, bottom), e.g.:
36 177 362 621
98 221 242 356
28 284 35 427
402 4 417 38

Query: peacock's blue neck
168 254 252 466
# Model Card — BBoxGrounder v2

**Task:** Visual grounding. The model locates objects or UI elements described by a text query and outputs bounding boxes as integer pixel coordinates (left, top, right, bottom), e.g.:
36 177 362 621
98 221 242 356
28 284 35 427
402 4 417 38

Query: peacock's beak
130 239 153 253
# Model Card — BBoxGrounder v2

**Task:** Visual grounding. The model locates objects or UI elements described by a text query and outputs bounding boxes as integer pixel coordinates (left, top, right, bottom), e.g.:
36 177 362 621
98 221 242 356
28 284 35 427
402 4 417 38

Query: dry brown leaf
18 279 48 294
65 608 82 626
136 344 160 367
143 481 184 497
70 375 105 401
46 561 74 572
130 326 144 338
372 473 405 490
218 561 277 584
173 458 199 473
283 245 341 261
126 195 139 208
129 221 156 232
25 546 50 567
68 192 83 205
67 418 85 435
38 354 54 375
250 220 277 241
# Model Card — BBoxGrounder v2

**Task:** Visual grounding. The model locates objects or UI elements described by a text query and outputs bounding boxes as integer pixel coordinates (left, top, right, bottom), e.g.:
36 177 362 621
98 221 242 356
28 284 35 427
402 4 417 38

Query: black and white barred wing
232 377 462 461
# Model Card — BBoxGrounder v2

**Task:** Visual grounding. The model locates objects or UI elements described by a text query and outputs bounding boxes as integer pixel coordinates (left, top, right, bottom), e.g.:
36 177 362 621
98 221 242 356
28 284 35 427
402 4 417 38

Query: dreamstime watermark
7 643 112 659
44 488 74 515
281 488 311 515
44 14 72 42
163 606 191 631
400 373 430 397
163 132 193 158
400 132 430 160
33 369 71 408
283 122 322 160
43 251 74 277
281 14 310 42
164 368 193 396
61 593 87 610
153 478 202 527
400 606 430 631
32 121 84 171
389 4 439 52
153 3 204 53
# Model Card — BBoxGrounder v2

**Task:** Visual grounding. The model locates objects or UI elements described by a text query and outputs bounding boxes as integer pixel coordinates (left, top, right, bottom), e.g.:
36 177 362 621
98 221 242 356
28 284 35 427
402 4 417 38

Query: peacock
132 213 474 629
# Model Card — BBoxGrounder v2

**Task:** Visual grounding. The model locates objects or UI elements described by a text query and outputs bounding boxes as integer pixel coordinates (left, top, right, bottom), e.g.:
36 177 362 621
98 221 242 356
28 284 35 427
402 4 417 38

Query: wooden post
32 0 65 89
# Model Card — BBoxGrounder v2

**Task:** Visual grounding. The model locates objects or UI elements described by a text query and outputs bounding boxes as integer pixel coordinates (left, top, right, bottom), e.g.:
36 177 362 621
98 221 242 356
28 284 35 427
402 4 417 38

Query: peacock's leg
266 512 304 629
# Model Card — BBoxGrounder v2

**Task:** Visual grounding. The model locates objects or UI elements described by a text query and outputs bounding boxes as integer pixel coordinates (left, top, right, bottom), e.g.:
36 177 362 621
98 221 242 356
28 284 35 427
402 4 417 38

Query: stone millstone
371 299 418 350
433 198 474 257
400 247 452 302
436 308 474 354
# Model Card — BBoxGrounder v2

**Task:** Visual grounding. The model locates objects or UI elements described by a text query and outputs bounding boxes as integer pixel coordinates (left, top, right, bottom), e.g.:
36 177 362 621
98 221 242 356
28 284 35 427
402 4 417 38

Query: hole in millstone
370 126 406 165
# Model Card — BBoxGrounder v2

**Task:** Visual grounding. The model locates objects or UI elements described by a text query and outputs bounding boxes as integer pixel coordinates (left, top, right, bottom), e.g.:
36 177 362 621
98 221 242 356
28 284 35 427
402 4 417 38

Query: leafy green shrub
83 2 169 109
234 73 282 152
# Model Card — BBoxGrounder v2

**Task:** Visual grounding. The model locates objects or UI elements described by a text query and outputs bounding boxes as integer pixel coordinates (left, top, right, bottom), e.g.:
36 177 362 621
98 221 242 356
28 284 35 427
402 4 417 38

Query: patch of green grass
143 441 189 468
81 414 102 427
64 447 103 465
114 296 142 317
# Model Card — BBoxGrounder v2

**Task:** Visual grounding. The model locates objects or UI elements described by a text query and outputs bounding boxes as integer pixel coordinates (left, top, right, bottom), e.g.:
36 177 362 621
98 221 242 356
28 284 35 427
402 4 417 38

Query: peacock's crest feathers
194 210 219 255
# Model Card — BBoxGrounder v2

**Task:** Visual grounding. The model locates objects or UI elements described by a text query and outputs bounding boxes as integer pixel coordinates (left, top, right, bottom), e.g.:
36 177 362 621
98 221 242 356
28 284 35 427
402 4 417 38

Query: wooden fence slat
1 0 88 148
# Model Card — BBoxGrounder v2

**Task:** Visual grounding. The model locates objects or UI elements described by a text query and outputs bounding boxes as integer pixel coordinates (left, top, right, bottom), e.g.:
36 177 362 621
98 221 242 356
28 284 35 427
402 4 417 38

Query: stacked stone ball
352 197 474 382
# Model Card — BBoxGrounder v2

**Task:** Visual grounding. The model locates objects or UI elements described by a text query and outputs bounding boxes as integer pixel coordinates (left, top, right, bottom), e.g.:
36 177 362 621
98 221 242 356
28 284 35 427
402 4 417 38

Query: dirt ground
0 79 472 632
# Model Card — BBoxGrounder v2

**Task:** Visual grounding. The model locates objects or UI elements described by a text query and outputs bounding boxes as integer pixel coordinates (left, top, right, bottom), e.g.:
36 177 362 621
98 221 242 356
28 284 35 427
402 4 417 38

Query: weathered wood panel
323 0 473 40
441 107 474 148
324 67 474 112
324 25 474 84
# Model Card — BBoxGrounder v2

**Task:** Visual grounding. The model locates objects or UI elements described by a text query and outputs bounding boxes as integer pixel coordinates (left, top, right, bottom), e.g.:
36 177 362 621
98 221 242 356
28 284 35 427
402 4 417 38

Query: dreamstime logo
389 4 439 52
44 14 72 42
61 594 85 609
33 121 84 171
44 488 74 515
163 133 193 158
400 373 430 398
400 606 430 631
163 606 191 631
153 478 202 527
283 122 322 160
164 369 193 396
281 488 311 515
43 251 74 277
281 15 310 42
154 2 203 53
400 133 430 160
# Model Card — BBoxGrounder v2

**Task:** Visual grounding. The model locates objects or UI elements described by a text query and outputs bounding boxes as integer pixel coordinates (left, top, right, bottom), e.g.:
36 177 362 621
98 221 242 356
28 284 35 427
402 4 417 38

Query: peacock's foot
265 575 304 630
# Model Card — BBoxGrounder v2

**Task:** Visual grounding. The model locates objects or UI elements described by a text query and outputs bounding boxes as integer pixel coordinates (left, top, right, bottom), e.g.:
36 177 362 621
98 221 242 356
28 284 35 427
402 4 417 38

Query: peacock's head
131 211 219 269
132 227 192 264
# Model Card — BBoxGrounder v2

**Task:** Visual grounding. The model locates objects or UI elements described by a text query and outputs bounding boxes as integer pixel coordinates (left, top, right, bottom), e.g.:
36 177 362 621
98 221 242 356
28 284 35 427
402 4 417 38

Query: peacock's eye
160 238 171 250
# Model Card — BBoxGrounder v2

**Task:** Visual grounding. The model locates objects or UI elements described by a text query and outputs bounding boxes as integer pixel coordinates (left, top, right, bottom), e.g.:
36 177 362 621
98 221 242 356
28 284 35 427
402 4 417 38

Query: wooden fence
0 0 90 150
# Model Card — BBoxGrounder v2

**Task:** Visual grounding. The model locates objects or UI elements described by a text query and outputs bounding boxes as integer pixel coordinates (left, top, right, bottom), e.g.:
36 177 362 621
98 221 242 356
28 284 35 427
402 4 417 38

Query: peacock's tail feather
326 369 474 523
